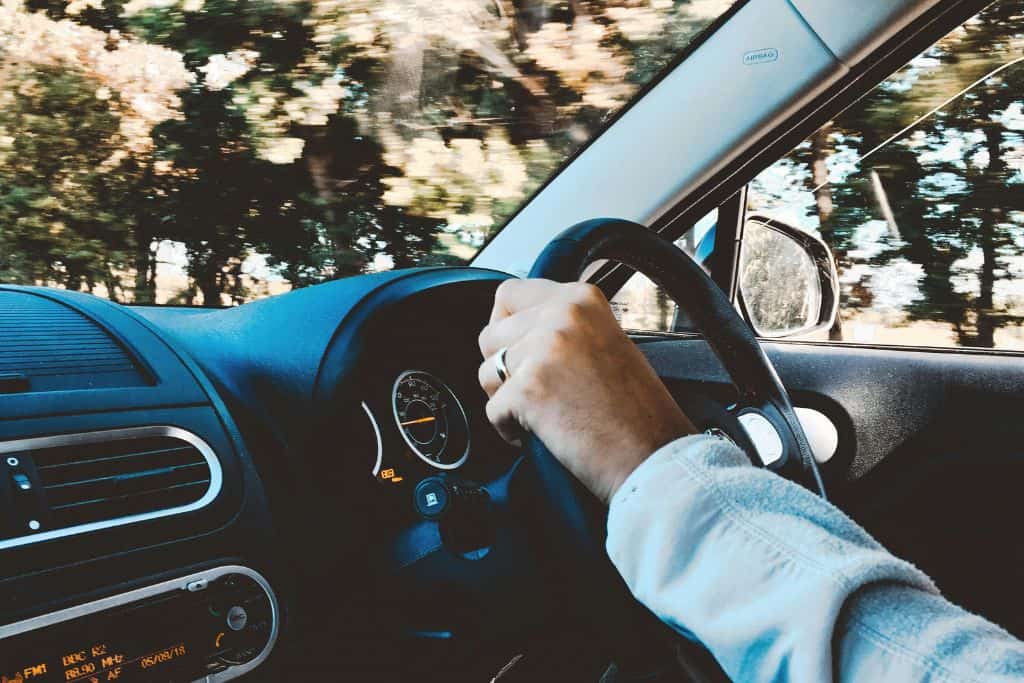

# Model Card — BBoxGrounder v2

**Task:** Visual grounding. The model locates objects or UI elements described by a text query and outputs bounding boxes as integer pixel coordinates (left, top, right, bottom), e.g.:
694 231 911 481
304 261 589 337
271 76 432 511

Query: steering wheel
520 217 825 678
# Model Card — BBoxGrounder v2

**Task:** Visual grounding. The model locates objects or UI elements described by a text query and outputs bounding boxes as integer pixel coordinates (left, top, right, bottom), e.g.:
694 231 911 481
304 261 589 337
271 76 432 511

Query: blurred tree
752 0 1024 348
0 0 739 304
129 0 327 304
26 0 129 33
0 63 140 300
897 63 1024 347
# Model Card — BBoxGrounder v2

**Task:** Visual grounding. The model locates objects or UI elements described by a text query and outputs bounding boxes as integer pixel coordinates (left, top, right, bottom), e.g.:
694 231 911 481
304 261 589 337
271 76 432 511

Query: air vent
0 427 221 549
0 290 148 393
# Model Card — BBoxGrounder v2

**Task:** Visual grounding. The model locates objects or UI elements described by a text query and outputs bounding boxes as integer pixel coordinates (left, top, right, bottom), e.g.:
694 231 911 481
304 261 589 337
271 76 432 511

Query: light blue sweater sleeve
605 434 1024 682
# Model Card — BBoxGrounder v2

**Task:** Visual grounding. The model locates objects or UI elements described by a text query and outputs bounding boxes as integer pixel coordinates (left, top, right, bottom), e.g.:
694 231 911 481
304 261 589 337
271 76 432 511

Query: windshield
0 0 734 305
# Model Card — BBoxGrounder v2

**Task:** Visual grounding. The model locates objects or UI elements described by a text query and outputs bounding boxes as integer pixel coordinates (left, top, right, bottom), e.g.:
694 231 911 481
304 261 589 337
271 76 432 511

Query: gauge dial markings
392 370 470 470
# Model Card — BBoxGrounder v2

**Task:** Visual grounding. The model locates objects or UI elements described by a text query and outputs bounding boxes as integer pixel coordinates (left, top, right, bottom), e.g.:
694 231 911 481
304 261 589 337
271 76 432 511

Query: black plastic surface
0 290 147 392
0 284 277 660
0 287 208 420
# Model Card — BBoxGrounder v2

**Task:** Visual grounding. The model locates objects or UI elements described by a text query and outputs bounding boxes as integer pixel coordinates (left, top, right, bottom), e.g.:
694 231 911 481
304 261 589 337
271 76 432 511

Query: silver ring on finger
495 346 511 384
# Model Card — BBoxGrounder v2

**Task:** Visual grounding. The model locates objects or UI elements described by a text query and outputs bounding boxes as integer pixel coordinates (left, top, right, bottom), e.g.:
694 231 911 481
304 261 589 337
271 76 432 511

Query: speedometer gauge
393 370 470 469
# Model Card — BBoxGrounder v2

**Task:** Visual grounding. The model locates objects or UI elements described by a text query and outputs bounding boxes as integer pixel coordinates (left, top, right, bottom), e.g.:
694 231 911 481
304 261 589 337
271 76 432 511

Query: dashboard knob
413 477 451 520
413 477 493 553
226 605 249 631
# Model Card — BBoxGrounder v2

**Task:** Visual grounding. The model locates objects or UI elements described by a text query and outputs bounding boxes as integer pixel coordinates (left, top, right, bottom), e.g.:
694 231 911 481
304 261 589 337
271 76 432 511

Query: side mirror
737 214 839 338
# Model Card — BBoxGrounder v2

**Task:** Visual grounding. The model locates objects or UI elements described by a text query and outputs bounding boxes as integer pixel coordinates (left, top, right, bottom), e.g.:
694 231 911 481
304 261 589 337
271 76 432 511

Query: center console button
226 605 248 631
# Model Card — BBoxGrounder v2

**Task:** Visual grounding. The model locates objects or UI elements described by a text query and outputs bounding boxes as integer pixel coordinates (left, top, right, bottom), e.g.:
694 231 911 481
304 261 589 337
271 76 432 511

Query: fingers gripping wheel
529 217 826 496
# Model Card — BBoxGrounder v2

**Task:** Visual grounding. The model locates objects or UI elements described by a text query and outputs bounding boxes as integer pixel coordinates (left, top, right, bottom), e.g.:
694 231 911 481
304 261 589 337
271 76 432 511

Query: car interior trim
0 425 223 551
737 411 784 466
0 565 278 683
789 0 942 65
474 0 849 276
650 0 989 246
473 0 967 276
362 401 384 476
794 407 838 464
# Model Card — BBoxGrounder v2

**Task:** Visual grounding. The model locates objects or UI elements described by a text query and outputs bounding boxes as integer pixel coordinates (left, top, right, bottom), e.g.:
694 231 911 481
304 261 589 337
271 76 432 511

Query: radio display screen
0 573 273 683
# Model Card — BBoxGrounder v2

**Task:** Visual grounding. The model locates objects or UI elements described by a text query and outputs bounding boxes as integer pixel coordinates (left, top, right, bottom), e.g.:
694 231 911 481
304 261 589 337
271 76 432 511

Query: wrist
606 418 695 501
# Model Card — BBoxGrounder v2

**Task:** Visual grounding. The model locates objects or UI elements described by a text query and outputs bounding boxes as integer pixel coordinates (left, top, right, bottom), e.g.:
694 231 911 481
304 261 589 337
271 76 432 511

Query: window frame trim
596 0 1008 353
729 2 1024 354
646 0 994 248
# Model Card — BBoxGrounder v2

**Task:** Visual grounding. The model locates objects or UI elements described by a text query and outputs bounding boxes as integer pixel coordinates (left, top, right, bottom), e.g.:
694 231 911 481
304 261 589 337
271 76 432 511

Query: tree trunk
976 216 997 348
655 285 673 332
809 123 843 340
190 248 224 307
974 122 1005 348
133 232 156 304
103 263 121 303
810 125 834 221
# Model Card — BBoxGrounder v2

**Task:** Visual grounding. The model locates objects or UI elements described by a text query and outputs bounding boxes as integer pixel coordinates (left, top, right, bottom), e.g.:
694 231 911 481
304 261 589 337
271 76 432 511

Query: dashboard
0 268 555 681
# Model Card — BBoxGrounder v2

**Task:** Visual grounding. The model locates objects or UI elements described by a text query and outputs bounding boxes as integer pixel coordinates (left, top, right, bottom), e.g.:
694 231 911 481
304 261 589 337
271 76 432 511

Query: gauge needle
400 416 437 427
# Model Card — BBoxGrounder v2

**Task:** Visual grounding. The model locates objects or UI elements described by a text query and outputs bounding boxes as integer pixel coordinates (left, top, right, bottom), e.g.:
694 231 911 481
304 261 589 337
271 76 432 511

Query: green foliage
0 0 740 304
0 63 138 298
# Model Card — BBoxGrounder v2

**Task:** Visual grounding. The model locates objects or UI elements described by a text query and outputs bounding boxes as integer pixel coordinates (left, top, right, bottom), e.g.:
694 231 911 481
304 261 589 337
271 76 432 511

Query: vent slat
50 479 209 511
49 480 210 528
17 365 137 378
32 436 187 468
0 344 125 354
43 461 207 491
37 445 197 471
0 290 146 391
4 431 216 534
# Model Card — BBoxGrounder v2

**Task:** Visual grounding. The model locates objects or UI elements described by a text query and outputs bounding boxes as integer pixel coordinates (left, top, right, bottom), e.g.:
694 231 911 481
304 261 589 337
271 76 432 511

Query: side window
611 209 717 332
746 1 1024 350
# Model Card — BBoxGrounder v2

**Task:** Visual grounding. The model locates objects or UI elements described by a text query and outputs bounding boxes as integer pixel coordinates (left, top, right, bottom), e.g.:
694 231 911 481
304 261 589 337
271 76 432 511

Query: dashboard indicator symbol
425 492 439 507
380 468 395 480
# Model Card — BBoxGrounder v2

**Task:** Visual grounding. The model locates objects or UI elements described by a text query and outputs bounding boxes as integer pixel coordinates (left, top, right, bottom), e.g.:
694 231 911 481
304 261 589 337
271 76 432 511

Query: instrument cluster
356 368 494 493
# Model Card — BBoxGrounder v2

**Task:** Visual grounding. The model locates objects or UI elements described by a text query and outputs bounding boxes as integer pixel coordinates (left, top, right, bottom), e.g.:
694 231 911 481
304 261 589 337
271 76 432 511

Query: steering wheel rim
529 217 825 495
519 217 825 678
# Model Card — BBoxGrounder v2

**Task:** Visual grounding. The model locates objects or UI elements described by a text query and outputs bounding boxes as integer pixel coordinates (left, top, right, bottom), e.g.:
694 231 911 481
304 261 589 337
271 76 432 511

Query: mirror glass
739 219 821 337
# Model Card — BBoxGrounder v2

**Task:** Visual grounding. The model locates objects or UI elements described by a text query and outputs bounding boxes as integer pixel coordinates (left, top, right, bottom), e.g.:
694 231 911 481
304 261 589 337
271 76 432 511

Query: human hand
478 279 696 503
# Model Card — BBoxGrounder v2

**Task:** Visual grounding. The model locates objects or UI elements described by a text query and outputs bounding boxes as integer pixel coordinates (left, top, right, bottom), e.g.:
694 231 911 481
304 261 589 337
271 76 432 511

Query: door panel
639 337 1024 638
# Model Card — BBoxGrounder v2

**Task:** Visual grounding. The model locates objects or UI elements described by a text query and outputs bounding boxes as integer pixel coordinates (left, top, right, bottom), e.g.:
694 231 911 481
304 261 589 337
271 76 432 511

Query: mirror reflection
739 219 822 337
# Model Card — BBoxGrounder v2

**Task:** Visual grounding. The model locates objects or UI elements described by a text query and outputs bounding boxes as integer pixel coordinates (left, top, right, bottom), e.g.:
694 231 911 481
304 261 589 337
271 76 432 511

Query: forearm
837 582 1024 682
606 434 1024 682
